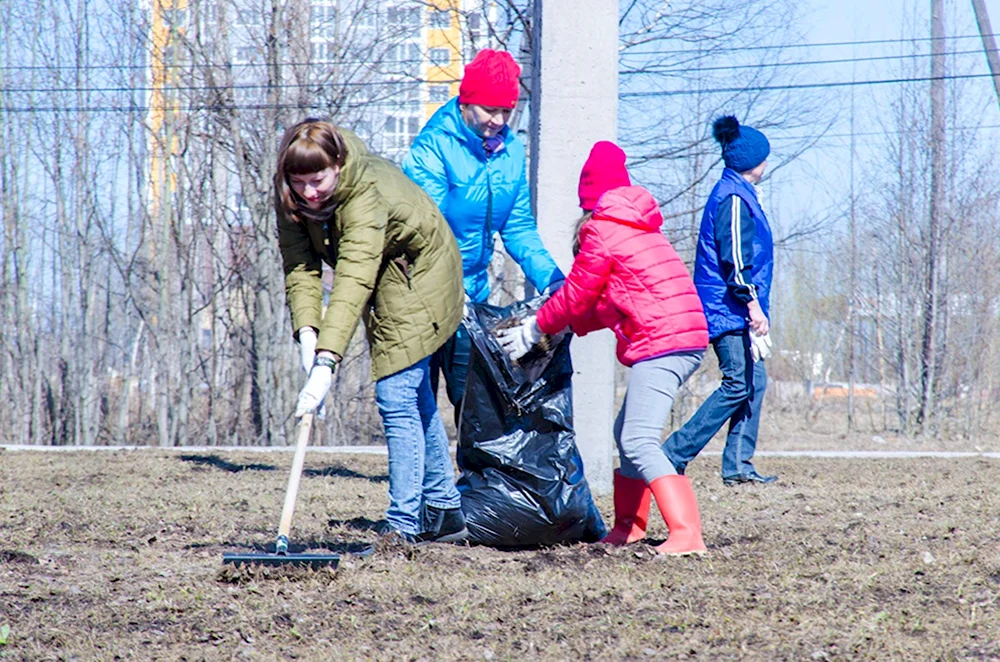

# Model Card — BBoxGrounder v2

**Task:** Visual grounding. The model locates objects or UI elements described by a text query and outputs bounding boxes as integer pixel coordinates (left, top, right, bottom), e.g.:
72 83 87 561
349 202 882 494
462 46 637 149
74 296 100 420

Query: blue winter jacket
402 98 563 303
694 168 773 340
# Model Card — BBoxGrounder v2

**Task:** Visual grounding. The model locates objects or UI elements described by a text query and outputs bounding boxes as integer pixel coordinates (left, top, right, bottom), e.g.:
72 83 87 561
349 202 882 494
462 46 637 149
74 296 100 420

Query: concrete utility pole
529 0 618 494
971 0 1000 110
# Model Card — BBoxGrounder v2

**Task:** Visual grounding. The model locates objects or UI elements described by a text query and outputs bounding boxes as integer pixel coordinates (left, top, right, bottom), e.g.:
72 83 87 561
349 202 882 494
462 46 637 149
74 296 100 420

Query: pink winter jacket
536 185 709 367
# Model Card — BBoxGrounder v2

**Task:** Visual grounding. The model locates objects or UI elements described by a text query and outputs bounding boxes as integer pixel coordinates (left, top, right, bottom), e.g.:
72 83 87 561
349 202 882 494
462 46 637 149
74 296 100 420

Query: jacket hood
591 185 663 232
425 98 511 158
330 126 372 201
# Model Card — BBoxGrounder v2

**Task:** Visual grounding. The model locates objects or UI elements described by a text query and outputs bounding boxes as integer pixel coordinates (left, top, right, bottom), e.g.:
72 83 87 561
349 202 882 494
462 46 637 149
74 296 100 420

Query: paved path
0 444 391 455
2 445 998 459
756 450 1000 459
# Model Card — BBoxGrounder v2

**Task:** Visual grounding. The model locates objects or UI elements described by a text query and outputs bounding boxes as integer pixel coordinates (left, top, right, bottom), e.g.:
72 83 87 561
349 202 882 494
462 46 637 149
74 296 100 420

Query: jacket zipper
323 221 337 266
483 158 493 272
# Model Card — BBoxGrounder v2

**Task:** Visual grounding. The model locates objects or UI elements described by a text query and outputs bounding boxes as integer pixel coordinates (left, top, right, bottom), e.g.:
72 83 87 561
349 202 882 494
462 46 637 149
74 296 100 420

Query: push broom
223 413 342 569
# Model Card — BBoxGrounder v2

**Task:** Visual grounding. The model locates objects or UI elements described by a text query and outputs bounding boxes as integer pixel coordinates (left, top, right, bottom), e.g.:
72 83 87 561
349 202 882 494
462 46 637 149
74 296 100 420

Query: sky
768 0 1000 239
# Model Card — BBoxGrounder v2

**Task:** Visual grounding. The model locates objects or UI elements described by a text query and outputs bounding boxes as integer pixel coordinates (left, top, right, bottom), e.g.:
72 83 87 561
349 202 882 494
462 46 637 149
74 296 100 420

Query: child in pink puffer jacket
497 141 710 555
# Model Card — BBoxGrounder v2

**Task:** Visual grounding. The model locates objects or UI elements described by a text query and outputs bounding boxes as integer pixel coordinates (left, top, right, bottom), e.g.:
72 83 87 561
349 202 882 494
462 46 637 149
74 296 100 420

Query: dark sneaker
722 471 778 487
375 521 417 544
415 505 469 544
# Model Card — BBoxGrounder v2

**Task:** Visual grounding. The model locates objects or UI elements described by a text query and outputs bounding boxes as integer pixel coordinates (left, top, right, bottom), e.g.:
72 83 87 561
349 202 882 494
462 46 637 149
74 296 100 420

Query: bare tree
0 0 456 447
789 2 1000 441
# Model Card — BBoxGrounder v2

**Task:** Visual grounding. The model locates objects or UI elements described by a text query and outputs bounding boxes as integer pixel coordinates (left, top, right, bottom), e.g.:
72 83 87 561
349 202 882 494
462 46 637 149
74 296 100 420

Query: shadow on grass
1 549 39 564
178 454 387 482
303 465 388 482
190 538 375 557
179 454 277 473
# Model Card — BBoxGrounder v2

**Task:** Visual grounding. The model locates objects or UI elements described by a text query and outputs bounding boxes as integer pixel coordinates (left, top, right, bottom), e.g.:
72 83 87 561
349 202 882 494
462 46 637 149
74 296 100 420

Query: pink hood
591 185 663 232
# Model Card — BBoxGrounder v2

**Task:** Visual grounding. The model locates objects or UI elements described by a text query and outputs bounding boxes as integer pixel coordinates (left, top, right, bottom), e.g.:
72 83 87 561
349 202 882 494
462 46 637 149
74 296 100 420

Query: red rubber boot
649 475 708 556
600 470 652 545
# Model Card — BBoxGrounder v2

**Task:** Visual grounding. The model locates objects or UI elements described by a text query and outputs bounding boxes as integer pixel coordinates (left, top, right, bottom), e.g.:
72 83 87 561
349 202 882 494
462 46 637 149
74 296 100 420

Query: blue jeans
376 357 462 536
663 330 768 478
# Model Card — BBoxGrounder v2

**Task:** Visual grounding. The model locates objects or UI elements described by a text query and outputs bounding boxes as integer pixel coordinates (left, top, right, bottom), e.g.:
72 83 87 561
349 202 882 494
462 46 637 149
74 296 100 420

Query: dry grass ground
2 449 999 661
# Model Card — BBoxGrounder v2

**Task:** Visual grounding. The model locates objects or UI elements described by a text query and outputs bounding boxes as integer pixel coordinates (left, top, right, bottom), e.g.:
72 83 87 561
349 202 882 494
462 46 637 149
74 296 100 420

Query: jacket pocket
391 255 413 289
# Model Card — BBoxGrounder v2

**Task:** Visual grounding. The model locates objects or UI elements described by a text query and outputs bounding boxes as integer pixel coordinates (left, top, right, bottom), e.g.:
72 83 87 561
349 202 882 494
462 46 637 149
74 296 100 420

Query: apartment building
148 0 494 163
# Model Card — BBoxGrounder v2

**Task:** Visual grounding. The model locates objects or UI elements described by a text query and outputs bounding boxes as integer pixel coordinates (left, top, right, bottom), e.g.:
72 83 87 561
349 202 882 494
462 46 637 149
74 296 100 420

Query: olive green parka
278 128 464 380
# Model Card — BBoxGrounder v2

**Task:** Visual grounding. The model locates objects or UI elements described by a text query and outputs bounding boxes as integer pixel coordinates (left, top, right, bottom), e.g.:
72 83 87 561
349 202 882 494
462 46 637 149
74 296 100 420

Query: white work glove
296 327 318 374
463 293 472 320
295 360 334 418
496 315 544 362
750 332 772 363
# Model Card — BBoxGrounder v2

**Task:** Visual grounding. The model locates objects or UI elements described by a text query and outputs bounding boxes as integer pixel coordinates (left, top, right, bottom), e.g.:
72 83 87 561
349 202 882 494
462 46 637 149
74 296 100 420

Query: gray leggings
613 351 705 483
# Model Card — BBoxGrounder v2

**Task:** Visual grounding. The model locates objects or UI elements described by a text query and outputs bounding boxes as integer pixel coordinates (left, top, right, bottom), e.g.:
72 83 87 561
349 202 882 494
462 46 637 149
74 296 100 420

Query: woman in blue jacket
402 49 564 412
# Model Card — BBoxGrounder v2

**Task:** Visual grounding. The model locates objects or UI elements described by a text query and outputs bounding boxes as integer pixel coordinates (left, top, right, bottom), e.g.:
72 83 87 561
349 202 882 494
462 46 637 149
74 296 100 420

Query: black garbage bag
456 298 607 547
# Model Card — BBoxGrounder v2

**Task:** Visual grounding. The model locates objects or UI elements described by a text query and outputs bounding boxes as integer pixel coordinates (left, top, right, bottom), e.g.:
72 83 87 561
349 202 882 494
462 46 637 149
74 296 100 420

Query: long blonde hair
571 211 594 256
274 118 348 224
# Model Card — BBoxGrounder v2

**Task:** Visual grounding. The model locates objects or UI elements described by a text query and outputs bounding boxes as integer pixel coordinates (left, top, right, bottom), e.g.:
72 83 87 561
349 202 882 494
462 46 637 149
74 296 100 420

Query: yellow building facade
424 1 465 121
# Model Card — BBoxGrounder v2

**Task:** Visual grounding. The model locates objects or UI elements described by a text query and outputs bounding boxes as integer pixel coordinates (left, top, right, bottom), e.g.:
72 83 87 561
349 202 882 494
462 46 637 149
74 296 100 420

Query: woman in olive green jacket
276 118 467 543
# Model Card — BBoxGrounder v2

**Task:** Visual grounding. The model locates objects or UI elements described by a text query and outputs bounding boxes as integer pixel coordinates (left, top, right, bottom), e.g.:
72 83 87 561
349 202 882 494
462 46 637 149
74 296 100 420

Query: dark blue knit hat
713 115 770 172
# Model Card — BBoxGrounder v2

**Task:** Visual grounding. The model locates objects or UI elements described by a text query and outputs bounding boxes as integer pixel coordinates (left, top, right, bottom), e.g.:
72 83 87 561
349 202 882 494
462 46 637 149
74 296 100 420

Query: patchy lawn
1 449 998 660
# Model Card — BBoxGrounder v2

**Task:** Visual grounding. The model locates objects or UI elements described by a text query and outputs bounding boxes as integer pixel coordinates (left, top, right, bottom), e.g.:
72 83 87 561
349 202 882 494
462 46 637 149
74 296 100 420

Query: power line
621 49 989 75
7 49 992 96
5 32 999 74
2 79 453 95
620 32 999 58
2 49 988 90
0 100 441 114
6 70 996 112
0 58 450 73
625 124 1000 152
766 123 1000 142
620 71 998 98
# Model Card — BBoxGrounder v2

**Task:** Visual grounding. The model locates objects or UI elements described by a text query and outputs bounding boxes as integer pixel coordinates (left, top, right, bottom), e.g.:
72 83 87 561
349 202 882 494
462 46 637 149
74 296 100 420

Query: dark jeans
429 322 471 425
663 329 767 478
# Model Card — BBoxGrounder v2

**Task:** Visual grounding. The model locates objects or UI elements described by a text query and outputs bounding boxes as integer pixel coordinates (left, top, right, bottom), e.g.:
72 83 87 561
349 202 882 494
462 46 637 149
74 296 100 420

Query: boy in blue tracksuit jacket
402 49 563 411
663 116 779 486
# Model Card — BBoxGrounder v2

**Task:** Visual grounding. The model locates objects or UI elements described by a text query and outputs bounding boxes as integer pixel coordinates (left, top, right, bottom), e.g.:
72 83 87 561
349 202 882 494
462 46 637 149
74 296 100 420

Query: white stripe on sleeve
730 196 757 299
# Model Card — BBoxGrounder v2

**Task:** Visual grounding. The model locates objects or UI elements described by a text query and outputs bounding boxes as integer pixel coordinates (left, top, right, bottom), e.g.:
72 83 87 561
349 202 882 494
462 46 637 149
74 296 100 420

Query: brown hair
274 118 348 224
571 211 593 256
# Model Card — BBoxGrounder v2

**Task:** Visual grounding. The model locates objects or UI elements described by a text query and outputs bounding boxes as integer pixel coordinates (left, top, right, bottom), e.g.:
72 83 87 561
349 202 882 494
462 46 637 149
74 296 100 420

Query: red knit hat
459 49 521 109
578 141 632 211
